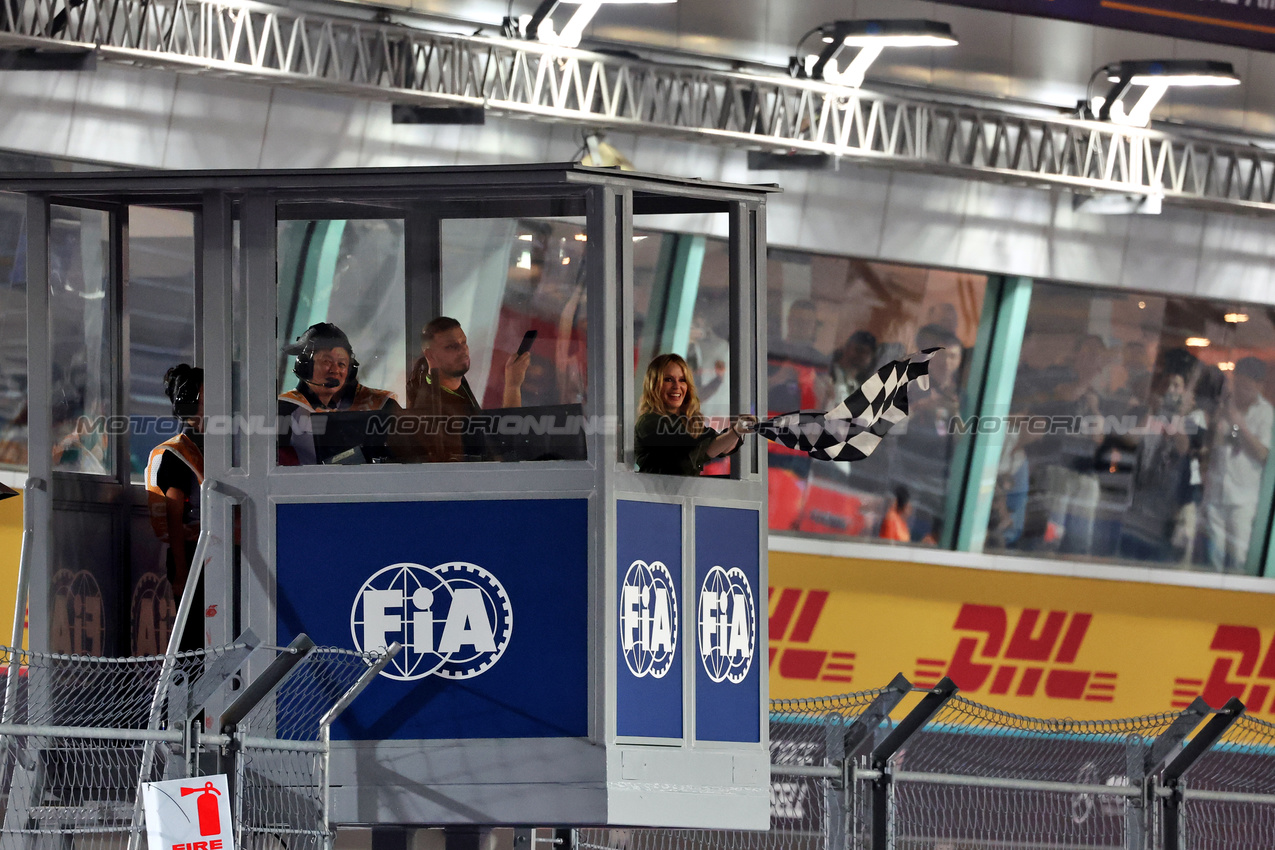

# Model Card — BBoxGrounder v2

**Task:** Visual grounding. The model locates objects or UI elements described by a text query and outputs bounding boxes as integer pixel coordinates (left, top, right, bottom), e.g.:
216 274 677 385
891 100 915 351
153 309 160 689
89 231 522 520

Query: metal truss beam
5 0 1275 214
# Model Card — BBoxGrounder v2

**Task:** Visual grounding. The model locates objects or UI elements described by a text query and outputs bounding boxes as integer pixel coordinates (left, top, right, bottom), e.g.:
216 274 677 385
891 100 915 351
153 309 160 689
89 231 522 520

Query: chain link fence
232 647 387 850
1164 713 1275 850
889 696 1181 850
1 657 1272 850
581 676 1275 850
0 638 391 850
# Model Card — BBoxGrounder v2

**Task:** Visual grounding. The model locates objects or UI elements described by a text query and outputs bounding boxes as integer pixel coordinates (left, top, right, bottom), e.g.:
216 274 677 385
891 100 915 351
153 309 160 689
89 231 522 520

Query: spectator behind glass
635 353 752 476
143 364 204 651
1020 334 1111 555
398 316 530 463
1120 367 1209 565
278 322 399 465
829 330 877 404
879 485 912 542
1203 356 1273 573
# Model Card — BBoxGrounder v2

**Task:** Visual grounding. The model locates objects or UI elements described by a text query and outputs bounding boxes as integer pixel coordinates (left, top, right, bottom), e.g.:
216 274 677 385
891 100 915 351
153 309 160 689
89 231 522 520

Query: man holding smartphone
399 316 531 462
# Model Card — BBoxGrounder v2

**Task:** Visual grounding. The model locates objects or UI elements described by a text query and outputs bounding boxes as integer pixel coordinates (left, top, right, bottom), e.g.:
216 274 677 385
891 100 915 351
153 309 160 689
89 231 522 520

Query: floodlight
1090 60 1239 127
791 20 957 88
518 0 676 49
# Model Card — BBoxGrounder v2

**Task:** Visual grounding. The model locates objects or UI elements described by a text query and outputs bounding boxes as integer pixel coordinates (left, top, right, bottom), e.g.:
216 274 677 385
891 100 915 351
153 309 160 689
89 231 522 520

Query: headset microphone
286 322 360 388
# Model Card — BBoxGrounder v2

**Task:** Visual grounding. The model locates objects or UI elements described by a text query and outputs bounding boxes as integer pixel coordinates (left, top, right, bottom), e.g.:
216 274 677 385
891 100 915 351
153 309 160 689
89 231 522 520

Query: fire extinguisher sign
142 774 235 850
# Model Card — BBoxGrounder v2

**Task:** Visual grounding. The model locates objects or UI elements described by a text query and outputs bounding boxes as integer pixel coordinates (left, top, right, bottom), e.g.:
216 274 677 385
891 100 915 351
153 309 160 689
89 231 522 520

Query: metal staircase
4 0 1275 213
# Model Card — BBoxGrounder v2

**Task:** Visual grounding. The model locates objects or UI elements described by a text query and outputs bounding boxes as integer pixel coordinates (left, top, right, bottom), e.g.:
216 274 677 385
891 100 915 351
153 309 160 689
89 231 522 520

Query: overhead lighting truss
2 0 1275 214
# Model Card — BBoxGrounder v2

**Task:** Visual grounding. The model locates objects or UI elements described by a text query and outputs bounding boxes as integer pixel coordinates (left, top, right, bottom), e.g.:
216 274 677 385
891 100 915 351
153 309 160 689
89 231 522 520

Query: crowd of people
761 296 1274 573
994 335 1271 573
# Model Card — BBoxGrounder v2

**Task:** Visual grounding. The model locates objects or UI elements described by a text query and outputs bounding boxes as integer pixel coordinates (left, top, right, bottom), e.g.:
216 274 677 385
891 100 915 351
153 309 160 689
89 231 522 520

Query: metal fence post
1159 697 1244 850
868 677 957 850
1127 696 1215 850
838 674 911 850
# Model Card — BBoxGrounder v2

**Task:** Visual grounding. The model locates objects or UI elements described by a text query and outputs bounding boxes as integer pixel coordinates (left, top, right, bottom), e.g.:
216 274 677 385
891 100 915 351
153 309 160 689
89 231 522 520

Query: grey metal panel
1007 15 1093 107
1196 211 1275 304
1242 50 1275 138
327 737 609 824
1044 189 1131 289
929 4 1014 99
1120 207 1205 296
240 192 279 670
200 191 236 647
24 195 52 654
162 74 273 170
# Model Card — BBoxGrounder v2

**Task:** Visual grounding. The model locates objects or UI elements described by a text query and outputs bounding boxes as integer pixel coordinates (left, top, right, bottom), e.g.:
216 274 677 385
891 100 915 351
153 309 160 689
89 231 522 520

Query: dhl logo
1173 624 1275 711
915 603 1116 702
768 587 855 685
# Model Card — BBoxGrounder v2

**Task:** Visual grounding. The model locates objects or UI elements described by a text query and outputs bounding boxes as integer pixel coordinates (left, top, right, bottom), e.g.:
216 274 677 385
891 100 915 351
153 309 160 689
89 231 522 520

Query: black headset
163 364 204 419
289 322 360 386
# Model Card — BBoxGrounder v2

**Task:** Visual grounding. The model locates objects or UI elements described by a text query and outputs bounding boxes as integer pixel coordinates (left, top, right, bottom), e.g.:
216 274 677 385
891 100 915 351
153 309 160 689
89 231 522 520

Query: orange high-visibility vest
277 384 397 412
144 433 204 543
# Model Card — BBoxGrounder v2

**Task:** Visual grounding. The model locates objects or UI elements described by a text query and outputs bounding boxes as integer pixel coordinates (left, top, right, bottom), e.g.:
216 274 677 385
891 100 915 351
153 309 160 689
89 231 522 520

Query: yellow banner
769 551 1275 719
0 493 20 648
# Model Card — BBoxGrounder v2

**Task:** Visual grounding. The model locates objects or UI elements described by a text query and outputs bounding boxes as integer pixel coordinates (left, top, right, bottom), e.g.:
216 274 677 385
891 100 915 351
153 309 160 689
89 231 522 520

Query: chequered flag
755 349 938 461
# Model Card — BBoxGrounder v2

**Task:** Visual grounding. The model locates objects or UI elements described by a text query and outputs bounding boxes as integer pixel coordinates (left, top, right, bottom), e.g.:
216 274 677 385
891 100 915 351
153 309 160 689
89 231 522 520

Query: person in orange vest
879 485 913 543
278 323 399 464
144 364 205 651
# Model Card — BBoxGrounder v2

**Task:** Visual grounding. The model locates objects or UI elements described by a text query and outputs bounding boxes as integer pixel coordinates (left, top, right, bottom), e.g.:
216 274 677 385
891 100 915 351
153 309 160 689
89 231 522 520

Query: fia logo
620 560 678 679
350 562 512 681
699 566 756 684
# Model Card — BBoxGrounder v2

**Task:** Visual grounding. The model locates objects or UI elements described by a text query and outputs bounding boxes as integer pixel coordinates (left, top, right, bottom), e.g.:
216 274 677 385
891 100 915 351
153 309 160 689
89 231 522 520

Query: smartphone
516 329 538 356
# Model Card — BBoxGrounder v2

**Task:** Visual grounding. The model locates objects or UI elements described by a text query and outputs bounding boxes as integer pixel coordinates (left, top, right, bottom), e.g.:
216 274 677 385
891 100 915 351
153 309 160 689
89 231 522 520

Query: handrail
129 477 242 850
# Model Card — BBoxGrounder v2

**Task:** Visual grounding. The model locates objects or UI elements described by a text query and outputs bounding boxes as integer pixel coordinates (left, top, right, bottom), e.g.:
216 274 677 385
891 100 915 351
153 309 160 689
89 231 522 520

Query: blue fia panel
276 498 588 740
616 500 683 739
694 505 761 743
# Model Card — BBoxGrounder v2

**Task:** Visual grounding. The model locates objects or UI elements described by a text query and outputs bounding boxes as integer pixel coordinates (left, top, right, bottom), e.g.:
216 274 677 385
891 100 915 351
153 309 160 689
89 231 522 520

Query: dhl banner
0 492 20 646
769 551 1275 719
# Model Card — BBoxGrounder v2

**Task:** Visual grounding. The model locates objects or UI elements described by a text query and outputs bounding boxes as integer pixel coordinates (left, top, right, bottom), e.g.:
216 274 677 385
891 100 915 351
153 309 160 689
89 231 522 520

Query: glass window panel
439 217 589 412
128 206 196 482
49 205 113 476
990 284 1275 575
275 216 406 466
631 219 745 479
275 207 597 467
766 252 987 545
394 215 591 464
0 193 27 470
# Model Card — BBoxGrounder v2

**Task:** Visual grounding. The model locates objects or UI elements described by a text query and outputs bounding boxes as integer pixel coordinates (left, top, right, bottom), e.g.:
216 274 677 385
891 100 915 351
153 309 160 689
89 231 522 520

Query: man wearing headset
144 364 206 651
278 322 400 464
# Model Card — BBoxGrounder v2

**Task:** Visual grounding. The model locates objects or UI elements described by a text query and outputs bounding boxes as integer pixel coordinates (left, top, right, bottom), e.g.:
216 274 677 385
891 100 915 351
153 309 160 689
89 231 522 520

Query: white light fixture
1089 60 1239 127
791 20 957 88
1225 312 1249 323
517 0 675 49
1219 361 1236 371
1186 337 1211 348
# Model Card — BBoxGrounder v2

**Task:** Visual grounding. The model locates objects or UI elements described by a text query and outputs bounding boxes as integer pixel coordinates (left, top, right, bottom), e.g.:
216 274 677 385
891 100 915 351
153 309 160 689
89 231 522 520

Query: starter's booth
7 164 774 829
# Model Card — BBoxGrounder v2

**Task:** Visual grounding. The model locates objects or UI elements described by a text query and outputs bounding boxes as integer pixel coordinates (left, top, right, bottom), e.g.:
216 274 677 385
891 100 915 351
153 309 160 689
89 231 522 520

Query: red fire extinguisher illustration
179 781 222 836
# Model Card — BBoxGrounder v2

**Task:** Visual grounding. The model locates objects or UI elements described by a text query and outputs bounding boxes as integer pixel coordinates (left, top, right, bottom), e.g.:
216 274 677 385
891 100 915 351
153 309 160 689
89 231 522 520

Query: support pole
1160 697 1244 850
868 677 957 850
836 673 912 850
